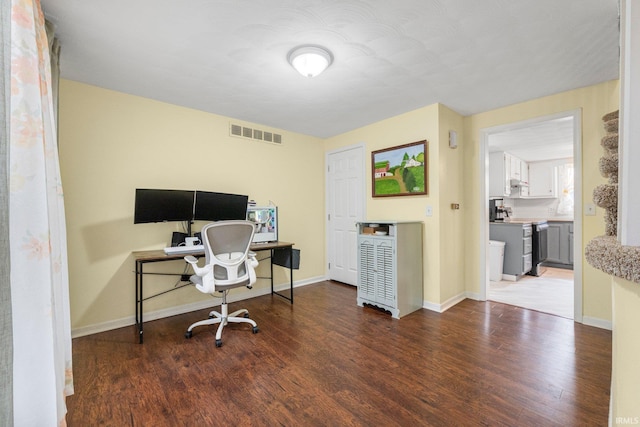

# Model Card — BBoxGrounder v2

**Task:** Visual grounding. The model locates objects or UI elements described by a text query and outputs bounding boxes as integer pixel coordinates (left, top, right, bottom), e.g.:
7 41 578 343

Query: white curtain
9 0 73 425
1 0 13 425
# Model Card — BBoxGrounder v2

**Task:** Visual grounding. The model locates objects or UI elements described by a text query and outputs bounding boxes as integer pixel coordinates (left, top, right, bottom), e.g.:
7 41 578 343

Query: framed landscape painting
372 140 428 197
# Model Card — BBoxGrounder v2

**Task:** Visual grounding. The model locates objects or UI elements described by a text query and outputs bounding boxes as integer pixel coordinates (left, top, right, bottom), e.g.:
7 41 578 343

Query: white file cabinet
356 221 423 318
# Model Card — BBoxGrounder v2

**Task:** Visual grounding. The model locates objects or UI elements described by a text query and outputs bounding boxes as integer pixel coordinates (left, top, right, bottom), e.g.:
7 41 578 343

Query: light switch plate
426 205 433 217
585 203 596 216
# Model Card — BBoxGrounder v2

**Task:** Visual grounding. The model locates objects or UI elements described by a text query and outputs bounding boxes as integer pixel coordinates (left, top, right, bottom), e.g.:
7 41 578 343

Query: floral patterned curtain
9 0 73 424
1 0 13 424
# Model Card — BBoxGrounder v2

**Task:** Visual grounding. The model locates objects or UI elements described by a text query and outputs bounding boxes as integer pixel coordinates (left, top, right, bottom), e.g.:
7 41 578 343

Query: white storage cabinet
356 221 423 318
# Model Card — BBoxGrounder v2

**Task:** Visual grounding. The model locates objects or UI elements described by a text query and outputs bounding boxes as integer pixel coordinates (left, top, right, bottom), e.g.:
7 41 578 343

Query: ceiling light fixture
288 45 333 78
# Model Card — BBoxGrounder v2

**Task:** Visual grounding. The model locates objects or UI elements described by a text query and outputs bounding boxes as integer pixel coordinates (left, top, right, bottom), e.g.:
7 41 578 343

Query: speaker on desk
171 232 187 247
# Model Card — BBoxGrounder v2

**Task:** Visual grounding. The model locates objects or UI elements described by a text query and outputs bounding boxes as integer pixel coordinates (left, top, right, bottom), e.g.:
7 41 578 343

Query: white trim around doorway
478 109 583 323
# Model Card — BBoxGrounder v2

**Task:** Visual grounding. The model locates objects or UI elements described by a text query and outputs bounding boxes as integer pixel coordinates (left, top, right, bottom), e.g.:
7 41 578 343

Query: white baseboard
464 291 482 301
423 292 467 313
71 278 322 339
581 316 612 330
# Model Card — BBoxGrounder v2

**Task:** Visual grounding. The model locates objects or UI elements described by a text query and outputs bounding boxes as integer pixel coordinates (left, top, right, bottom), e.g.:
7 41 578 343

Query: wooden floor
67 281 612 426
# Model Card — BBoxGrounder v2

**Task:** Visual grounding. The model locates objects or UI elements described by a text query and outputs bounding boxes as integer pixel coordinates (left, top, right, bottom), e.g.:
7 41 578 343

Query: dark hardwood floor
67 281 612 426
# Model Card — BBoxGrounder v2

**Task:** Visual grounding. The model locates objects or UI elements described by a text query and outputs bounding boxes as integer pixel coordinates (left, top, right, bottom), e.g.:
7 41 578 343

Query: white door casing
326 144 366 285
479 110 583 322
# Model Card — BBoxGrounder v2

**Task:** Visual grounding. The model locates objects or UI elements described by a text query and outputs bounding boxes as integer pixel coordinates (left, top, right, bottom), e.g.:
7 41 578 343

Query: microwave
247 206 278 243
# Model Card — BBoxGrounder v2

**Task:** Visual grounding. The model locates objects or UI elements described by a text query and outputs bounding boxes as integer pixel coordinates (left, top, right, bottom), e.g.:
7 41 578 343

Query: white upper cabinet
510 155 521 181
489 151 529 198
528 161 558 198
489 152 512 197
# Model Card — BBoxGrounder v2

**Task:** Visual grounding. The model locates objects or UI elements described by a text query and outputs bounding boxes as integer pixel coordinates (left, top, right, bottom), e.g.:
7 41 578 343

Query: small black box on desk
272 248 300 270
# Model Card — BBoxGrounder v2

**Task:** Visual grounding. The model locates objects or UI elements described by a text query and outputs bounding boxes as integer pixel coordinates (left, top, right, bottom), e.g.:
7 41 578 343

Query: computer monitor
247 206 278 243
193 191 248 222
134 189 195 224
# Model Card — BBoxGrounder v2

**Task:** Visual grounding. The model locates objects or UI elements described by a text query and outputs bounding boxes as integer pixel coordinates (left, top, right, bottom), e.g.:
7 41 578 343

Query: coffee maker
489 198 510 222
489 199 498 222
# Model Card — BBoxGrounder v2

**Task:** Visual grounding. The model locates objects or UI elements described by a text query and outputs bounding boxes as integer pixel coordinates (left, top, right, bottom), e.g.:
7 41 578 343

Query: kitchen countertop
491 220 536 225
506 217 573 223
491 218 574 225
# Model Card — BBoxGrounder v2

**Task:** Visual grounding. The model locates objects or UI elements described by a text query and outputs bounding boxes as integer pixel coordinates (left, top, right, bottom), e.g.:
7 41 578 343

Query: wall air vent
229 123 282 145
230 124 242 137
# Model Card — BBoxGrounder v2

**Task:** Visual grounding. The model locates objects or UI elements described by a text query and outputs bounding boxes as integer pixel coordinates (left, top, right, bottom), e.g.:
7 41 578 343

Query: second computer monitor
193 191 248 222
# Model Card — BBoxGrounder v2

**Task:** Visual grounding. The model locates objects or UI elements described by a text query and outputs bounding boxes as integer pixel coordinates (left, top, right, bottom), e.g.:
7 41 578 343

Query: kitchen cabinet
546 221 573 268
510 155 523 181
489 151 528 198
489 222 533 279
356 221 423 318
528 161 558 198
489 152 511 197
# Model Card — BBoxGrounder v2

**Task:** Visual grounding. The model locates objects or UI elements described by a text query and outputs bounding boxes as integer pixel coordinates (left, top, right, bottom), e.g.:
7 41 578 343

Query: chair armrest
184 255 211 277
248 252 259 268
184 255 198 265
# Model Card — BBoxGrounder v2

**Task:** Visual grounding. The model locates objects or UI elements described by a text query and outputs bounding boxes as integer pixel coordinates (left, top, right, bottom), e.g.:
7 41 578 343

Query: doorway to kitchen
479 110 583 322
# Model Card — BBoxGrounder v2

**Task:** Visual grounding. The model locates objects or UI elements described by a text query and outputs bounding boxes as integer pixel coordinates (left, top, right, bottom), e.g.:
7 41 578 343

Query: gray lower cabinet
356 221 423 319
489 222 533 278
546 221 573 268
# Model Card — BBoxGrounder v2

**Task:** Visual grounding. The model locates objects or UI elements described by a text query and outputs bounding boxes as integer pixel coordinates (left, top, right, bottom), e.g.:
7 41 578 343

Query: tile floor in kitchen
488 266 574 319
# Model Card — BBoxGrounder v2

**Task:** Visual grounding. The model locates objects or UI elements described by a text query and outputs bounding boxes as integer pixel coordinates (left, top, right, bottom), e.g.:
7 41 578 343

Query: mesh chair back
201 221 255 281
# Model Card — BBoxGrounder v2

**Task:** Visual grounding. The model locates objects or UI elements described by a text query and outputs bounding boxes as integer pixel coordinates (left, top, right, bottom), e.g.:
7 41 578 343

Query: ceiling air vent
229 122 282 145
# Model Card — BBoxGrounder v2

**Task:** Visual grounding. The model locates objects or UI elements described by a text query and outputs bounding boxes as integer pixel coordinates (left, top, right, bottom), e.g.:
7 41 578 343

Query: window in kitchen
557 162 574 215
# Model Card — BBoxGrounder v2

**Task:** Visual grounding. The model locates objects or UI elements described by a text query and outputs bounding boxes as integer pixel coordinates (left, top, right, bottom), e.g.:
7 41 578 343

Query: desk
133 241 294 343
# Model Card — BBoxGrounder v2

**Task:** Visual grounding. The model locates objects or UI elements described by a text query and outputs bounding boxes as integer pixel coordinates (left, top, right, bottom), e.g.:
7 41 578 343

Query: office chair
184 220 259 347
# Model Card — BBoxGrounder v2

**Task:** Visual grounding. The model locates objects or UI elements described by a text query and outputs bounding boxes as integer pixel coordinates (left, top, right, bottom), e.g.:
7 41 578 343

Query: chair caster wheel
185 331 193 339
244 312 250 318
252 326 259 334
215 339 222 347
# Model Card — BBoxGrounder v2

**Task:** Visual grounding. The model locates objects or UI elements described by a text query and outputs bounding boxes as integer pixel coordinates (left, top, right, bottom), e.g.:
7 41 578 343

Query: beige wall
437 105 466 305
611 277 640 424
463 80 620 322
325 103 467 308
58 80 326 331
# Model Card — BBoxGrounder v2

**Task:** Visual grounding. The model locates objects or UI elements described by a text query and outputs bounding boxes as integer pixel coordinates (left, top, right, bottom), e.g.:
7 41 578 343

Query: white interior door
326 144 365 285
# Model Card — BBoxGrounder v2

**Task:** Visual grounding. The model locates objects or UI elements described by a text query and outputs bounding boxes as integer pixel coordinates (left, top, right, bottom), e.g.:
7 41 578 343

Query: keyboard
163 245 204 255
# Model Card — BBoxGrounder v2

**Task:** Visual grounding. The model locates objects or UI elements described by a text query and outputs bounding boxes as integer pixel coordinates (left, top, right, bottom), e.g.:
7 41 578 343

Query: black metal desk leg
138 262 144 344
270 249 274 295
289 246 293 303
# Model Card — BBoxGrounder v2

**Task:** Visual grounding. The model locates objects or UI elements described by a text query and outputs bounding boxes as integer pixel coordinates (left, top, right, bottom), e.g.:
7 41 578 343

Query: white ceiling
41 0 620 139
488 116 575 162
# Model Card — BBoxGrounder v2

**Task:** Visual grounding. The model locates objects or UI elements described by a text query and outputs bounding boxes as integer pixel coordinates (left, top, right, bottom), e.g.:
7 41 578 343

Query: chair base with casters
184 289 259 347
